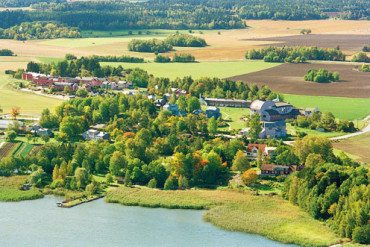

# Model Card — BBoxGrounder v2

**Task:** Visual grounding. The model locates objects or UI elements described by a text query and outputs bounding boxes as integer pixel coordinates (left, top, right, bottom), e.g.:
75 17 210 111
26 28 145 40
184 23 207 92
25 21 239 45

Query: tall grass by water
0 176 43 202
106 187 344 246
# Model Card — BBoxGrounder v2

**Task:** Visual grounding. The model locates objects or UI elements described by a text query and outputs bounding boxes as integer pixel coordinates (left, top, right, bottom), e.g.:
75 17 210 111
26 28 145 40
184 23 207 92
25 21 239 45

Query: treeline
128 39 173 53
165 34 207 47
0 22 80 40
154 54 196 63
148 76 282 101
246 46 346 63
304 69 339 83
351 52 370 63
284 136 369 244
90 55 144 63
0 0 64 7
22 57 124 78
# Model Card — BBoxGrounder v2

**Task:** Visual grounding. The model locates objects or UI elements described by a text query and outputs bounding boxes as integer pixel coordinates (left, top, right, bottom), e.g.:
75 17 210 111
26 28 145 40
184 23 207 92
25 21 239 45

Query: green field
106 187 343 246
0 72 62 115
219 107 250 130
284 94 370 120
102 61 280 79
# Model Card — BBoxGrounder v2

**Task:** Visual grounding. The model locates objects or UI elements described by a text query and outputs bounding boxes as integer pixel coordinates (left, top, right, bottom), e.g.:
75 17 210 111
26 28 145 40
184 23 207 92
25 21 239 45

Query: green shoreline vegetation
106 186 343 246
0 176 43 202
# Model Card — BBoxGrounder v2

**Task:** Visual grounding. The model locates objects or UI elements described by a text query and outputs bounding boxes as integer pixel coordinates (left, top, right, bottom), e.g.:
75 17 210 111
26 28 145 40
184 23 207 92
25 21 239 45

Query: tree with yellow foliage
241 169 258 186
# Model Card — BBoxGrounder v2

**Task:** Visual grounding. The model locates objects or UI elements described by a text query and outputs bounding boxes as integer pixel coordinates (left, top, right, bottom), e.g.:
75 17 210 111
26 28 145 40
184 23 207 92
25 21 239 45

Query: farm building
239 120 286 139
204 98 251 108
245 144 276 159
250 100 300 121
260 164 293 177
82 129 110 141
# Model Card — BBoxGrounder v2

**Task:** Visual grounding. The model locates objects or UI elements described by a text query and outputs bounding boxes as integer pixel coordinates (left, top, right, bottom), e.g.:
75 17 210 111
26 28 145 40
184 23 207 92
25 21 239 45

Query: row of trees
165 34 207 47
0 22 81 40
246 46 346 63
128 39 173 53
351 52 370 63
304 69 339 83
284 136 369 244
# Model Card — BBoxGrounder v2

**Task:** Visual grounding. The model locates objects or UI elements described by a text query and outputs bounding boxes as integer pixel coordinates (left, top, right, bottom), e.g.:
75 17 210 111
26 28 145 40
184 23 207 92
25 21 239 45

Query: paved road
330 116 370 141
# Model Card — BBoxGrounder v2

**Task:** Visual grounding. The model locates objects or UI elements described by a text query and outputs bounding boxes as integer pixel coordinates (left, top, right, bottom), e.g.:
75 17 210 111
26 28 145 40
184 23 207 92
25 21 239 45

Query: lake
0 196 293 247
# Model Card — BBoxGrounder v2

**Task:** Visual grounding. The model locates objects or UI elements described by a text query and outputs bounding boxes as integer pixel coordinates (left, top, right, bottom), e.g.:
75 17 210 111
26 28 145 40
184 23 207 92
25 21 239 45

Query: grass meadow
283 94 370 120
102 61 279 79
0 176 43 202
106 187 343 246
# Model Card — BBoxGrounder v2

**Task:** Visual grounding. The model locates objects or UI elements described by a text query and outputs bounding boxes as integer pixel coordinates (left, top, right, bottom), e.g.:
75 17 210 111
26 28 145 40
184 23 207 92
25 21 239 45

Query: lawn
0 72 62 115
283 94 370 120
102 61 279 80
219 107 250 130
287 124 345 138
106 187 343 246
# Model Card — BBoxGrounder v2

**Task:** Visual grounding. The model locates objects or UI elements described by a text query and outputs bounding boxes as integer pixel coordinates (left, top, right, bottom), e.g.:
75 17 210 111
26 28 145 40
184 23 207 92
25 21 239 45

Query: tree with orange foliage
242 169 258 186
11 107 20 119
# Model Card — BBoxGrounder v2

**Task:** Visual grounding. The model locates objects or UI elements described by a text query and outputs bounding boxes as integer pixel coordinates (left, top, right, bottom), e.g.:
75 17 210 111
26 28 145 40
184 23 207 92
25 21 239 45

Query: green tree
6 130 17 142
187 96 200 113
231 150 250 172
74 167 89 189
247 113 262 140
109 151 127 176
207 117 218 136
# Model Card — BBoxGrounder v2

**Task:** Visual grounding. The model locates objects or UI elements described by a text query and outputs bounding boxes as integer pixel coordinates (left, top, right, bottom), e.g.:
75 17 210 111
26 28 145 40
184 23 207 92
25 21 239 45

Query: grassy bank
0 176 43 202
106 187 343 246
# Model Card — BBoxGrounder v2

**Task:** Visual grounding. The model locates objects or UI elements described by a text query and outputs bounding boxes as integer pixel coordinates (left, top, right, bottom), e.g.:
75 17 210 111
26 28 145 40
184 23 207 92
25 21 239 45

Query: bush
164 176 178 190
351 52 369 63
0 49 14 56
154 54 171 63
147 178 157 188
172 53 196 63
352 225 370 244
304 69 339 83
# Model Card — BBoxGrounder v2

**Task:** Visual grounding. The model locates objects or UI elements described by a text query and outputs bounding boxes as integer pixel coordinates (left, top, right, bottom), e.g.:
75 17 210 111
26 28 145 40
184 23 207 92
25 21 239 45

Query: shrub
147 178 157 188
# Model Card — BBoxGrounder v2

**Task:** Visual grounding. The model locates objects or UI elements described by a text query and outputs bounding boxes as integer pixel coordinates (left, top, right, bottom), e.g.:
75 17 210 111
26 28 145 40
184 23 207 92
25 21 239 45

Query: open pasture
283 94 370 120
101 60 279 79
229 62 370 98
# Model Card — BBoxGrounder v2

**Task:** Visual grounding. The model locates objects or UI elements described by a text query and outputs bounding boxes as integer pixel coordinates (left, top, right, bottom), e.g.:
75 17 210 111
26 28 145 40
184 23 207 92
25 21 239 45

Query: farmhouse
204 97 251 108
245 144 276 159
240 120 286 139
250 100 300 121
82 129 110 141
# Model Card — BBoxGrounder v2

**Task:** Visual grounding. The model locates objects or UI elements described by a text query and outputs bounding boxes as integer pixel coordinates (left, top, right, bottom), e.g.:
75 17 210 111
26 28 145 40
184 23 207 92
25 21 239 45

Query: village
2 72 322 179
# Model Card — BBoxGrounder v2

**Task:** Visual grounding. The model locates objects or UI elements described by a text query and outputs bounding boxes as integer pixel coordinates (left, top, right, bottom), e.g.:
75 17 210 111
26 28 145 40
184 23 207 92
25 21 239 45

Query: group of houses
22 72 133 93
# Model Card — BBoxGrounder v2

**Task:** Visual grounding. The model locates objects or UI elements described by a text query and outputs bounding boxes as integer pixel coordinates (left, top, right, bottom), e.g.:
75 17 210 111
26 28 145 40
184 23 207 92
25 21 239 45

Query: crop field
101 61 279 79
283 94 370 120
333 132 370 164
0 142 17 158
229 62 370 98
244 34 370 53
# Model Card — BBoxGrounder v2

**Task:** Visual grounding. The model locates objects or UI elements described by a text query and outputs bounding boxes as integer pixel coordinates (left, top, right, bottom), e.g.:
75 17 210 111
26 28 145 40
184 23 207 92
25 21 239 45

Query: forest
0 0 368 32
284 136 369 243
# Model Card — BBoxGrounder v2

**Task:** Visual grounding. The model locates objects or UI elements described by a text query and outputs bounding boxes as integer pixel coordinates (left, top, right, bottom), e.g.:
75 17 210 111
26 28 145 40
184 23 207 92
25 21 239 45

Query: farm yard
229 62 370 98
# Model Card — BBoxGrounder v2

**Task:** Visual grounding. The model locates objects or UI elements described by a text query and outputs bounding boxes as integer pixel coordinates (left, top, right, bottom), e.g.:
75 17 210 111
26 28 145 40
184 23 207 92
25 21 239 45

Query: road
330 116 370 141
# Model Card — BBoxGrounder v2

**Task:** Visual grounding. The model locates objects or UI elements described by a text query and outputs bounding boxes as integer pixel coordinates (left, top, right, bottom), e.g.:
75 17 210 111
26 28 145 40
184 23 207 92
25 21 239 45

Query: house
82 129 110 141
204 97 251 108
260 164 293 177
245 144 277 159
205 106 222 119
260 120 287 139
250 100 300 121
155 99 167 107
35 128 53 137
52 82 78 91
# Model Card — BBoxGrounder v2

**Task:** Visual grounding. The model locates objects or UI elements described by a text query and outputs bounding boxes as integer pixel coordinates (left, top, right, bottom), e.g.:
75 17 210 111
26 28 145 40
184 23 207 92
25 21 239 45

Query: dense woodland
0 0 368 32
0 22 80 40
246 46 346 63
284 136 369 243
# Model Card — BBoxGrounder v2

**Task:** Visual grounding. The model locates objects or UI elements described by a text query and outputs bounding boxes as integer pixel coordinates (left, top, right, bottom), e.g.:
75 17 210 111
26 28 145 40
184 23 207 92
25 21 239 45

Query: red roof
247 144 266 152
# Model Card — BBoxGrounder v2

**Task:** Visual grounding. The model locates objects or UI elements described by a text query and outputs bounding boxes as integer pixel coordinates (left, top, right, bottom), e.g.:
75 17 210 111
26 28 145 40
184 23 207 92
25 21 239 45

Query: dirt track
228 62 370 98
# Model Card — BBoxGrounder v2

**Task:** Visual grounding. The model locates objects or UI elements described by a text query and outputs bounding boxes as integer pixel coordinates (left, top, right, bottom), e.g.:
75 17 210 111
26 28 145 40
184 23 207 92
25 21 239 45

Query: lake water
0 196 293 247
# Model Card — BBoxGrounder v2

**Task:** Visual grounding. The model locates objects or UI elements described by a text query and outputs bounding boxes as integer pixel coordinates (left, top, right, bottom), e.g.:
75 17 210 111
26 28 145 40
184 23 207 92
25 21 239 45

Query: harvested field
333 132 370 164
229 62 370 98
243 34 370 53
